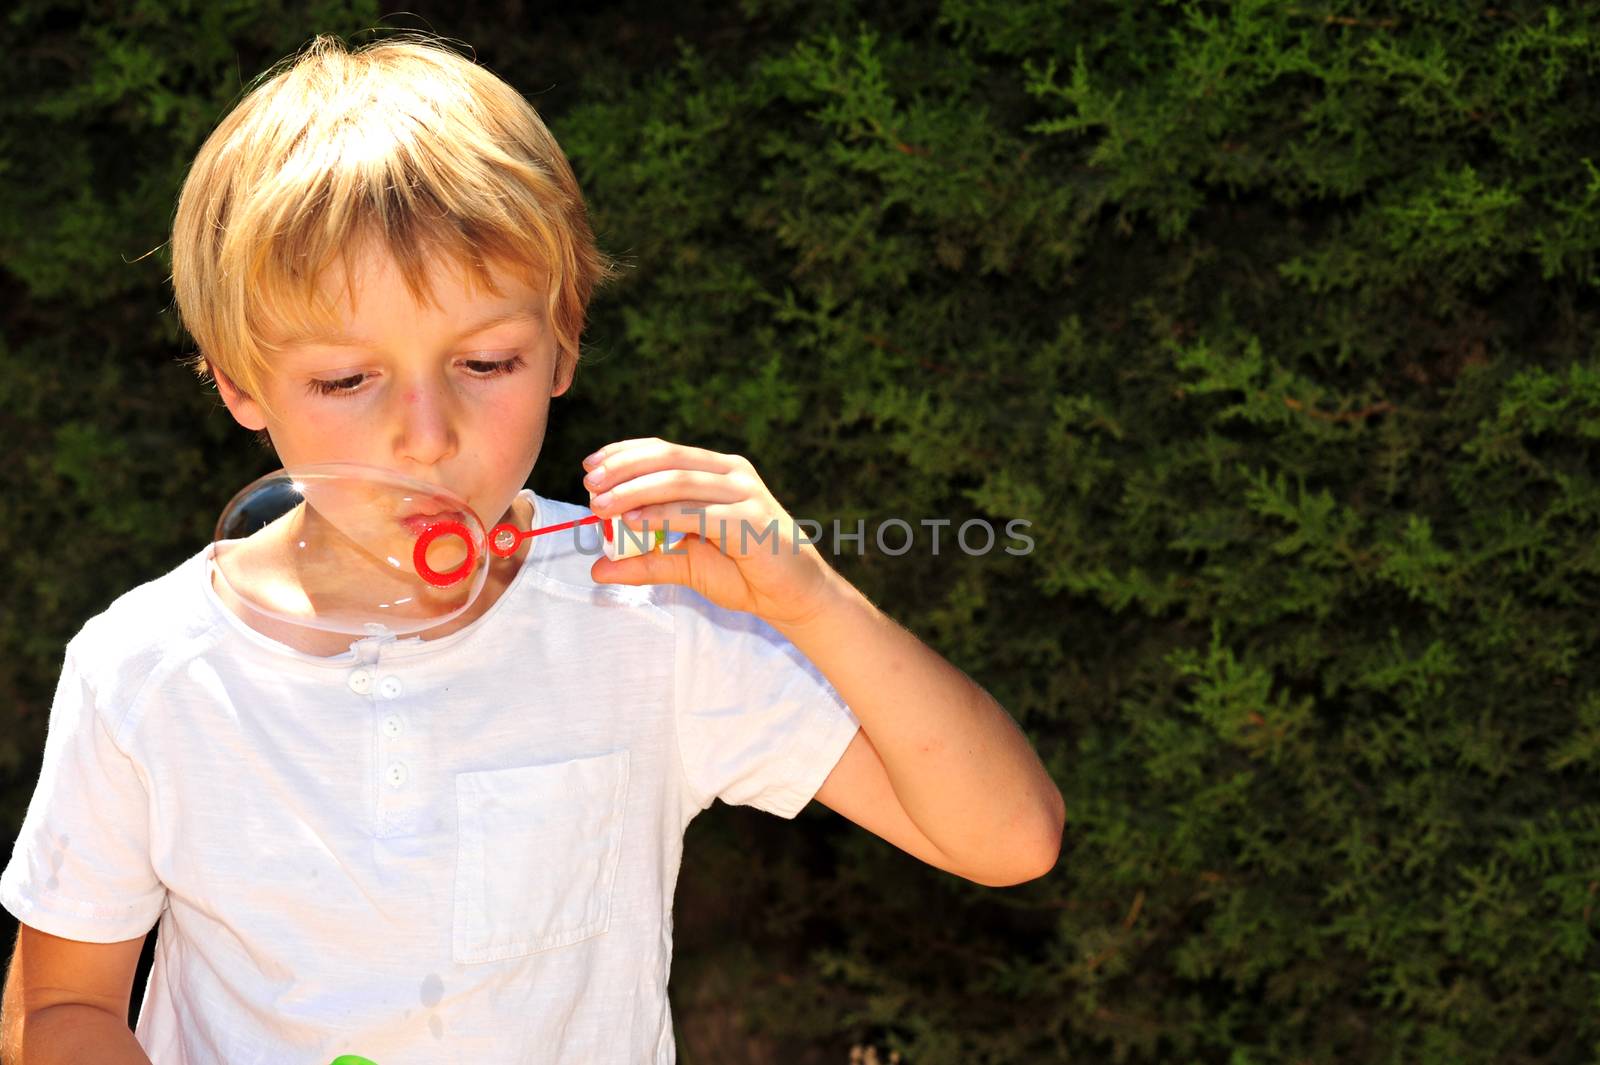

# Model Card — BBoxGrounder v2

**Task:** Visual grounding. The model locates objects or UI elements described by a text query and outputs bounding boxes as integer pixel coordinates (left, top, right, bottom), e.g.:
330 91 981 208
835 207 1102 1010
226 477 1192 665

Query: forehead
326 241 545 315
270 240 548 347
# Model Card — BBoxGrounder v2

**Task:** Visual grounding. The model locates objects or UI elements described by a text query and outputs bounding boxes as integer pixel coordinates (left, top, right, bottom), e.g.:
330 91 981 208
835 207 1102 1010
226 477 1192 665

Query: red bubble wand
413 513 616 588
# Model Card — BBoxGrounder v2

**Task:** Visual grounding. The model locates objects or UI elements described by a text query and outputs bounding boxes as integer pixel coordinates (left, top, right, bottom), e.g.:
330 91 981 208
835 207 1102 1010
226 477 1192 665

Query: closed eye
464 355 525 378
306 355 527 397
308 373 365 396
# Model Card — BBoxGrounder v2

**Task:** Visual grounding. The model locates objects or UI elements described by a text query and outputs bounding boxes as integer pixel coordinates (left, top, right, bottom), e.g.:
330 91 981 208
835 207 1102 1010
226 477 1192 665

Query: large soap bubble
213 462 658 640
212 463 494 639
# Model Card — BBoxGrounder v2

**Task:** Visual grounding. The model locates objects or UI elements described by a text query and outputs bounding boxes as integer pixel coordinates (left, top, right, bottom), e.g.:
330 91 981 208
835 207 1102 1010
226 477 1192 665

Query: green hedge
4 2 1598 1062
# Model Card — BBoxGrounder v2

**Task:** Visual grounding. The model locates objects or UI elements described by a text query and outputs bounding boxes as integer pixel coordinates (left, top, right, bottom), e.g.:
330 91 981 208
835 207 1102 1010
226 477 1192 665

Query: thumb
591 532 714 587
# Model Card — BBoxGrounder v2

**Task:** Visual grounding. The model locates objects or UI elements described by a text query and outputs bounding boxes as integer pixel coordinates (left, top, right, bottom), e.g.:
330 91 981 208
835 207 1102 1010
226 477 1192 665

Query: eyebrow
278 308 543 349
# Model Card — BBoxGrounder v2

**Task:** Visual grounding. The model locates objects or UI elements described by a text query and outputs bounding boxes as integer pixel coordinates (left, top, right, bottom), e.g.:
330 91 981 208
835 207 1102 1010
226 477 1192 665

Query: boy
0 33 1063 1064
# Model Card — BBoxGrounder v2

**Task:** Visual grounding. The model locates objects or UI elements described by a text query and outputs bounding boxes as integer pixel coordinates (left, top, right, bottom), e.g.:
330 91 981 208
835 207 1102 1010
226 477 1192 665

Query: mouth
398 510 469 536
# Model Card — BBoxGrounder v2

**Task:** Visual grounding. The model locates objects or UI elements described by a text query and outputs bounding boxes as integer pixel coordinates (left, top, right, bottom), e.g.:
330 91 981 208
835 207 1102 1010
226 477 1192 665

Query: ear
212 365 269 432
551 353 576 399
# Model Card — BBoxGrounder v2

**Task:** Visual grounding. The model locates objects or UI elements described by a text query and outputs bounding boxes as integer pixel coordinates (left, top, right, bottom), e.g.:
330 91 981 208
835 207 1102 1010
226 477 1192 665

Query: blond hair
170 33 618 422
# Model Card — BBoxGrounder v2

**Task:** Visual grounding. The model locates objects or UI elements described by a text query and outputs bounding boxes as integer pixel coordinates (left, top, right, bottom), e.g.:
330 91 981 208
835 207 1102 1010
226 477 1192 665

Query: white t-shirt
0 490 860 1064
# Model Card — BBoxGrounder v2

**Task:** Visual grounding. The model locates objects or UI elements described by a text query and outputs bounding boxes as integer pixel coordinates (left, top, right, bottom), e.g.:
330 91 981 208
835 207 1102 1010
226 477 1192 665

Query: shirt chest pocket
452 749 630 965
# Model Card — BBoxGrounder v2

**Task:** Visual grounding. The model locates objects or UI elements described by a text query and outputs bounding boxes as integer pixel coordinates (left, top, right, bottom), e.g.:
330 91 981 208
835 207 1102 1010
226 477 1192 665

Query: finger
583 438 742 481
589 470 745 515
583 437 659 470
591 531 725 587
617 502 799 560
609 501 728 543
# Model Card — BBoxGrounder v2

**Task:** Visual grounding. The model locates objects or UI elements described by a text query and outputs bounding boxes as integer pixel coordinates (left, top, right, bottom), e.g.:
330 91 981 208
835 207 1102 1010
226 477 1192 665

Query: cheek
296 403 353 431
487 385 551 436
266 400 376 464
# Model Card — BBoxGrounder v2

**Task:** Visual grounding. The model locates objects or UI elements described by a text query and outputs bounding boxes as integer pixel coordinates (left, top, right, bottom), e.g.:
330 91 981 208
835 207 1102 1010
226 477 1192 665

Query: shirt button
381 714 404 738
378 675 404 700
386 762 409 789
347 668 374 695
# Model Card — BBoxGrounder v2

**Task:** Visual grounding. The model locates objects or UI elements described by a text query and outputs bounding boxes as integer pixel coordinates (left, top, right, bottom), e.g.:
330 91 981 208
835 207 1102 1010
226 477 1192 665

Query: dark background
4 2 1600 1062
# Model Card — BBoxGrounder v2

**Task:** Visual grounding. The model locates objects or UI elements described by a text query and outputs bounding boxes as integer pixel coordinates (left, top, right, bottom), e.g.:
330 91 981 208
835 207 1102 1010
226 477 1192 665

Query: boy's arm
7 1005 151 1065
773 569 1065 887
584 439 1066 888
1 925 152 1064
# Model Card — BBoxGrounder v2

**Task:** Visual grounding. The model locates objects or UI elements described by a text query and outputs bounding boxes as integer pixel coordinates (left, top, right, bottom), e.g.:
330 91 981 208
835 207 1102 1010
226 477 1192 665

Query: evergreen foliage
3 2 1598 1061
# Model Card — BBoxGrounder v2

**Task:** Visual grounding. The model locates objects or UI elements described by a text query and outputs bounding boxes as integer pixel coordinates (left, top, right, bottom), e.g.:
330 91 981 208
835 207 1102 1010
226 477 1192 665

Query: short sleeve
0 641 166 942
671 587 860 819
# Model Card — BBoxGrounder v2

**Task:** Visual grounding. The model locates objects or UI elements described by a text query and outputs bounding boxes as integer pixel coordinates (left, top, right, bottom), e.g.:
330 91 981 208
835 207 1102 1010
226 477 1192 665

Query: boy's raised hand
582 438 840 626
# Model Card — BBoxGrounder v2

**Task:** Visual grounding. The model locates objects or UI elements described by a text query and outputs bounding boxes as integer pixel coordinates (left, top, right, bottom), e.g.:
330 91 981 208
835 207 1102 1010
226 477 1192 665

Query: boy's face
216 242 572 535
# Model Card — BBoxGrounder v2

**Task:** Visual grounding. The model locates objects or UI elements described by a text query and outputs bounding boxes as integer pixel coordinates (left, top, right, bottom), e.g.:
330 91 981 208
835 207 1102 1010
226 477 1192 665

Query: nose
391 375 459 469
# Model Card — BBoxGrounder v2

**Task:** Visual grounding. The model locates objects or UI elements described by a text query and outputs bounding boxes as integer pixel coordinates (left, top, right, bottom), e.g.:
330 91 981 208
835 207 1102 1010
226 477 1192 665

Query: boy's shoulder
64 544 222 708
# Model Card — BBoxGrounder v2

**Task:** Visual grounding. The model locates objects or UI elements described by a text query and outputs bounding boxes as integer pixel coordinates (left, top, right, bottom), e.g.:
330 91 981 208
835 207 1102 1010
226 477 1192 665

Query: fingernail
582 450 604 468
583 466 603 488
